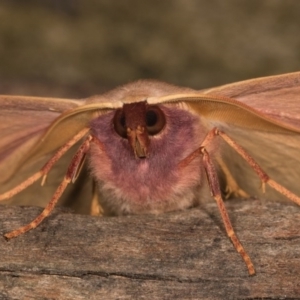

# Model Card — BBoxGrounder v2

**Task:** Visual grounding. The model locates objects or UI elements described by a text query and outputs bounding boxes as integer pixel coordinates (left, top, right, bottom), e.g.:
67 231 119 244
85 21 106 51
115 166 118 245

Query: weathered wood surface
0 199 299 300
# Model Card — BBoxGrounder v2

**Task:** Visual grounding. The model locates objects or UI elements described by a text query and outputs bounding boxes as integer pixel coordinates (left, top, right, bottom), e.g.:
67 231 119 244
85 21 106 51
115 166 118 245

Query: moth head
112 101 166 158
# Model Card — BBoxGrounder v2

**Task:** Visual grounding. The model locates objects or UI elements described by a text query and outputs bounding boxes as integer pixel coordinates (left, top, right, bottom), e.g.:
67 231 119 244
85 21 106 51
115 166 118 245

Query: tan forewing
199 72 300 200
0 95 84 182
0 95 89 209
0 96 81 183
203 72 300 200
202 71 300 128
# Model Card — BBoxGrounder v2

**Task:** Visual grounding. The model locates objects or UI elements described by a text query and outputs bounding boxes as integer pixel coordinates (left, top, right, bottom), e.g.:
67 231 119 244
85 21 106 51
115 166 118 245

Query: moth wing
202 71 300 128
200 72 300 200
0 96 94 212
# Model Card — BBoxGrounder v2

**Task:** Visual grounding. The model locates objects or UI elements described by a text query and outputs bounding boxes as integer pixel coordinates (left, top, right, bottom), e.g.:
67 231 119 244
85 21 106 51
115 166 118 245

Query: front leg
179 128 255 275
179 127 300 275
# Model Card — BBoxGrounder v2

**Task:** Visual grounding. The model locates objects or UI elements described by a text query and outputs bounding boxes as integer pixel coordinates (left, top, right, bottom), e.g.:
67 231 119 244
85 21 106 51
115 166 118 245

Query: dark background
0 0 300 98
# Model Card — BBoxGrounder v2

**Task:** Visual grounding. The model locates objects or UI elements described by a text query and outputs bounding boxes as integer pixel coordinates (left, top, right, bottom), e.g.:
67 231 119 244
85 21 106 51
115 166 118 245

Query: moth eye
113 109 127 138
146 106 166 135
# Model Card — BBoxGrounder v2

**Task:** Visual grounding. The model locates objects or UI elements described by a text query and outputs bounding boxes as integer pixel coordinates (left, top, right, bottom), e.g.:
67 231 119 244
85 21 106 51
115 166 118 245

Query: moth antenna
4 134 92 239
217 129 300 206
0 128 89 201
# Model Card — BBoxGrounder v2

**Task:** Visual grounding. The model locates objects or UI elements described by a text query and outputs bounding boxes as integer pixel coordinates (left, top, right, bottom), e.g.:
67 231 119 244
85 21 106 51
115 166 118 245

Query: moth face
89 101 207 215
112 101 166 158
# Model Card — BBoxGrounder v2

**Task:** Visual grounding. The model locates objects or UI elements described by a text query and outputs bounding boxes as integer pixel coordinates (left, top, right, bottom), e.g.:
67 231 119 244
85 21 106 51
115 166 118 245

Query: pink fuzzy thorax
89 104 207 215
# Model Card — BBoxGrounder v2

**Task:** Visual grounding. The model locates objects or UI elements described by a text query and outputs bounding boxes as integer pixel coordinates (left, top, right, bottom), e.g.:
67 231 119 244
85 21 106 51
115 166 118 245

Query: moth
1 72 300 276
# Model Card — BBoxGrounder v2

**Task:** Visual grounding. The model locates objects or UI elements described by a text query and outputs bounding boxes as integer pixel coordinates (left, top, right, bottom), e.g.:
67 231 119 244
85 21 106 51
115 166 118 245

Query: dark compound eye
146 106 166 135
113 105 166 138
113 109 127 138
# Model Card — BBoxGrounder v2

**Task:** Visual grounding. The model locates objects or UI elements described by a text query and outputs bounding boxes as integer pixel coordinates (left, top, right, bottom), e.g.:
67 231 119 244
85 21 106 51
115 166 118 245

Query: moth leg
217 129 300 206
201 147 255 276
4 135 92 240
0 128 89 202
179 129 255 275
216 157 249 199
90 180 103 216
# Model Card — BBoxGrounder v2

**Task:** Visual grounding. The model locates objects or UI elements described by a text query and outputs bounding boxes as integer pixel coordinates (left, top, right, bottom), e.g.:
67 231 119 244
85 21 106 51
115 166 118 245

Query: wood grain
0 199 299 299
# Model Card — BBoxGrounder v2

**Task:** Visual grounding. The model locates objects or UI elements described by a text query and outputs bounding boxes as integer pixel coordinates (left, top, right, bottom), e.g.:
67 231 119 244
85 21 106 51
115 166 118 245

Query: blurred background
0 0 300 98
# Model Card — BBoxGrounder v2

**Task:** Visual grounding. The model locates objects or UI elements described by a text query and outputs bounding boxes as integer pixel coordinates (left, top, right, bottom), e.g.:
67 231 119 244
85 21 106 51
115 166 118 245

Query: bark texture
0 199 299 299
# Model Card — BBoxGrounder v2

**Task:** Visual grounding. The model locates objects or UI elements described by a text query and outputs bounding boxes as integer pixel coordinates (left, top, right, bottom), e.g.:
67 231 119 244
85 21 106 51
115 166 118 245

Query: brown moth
1 72 300 276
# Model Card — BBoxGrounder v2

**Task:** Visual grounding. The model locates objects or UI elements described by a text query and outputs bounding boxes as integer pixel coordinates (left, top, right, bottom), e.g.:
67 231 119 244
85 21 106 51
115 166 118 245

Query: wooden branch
0 199 299 299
